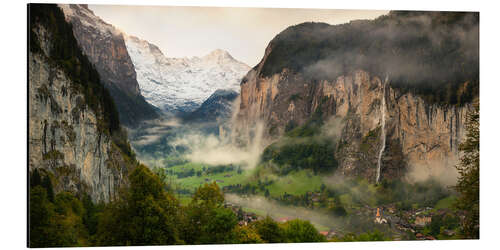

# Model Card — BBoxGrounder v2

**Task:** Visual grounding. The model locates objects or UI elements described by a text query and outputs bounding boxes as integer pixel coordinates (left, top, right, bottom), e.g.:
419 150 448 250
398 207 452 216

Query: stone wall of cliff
29 11 132 202
235 67 471 182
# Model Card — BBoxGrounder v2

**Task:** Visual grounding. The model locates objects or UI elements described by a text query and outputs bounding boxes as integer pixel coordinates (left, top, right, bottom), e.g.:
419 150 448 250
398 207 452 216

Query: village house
374 207 387 224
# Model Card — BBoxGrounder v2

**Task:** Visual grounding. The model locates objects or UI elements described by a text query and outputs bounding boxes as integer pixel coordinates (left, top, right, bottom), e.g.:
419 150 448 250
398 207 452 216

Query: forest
29 166 335 247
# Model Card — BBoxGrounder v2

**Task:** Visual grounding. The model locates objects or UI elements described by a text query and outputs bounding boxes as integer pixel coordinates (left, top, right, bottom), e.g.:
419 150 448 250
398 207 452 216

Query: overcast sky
89 5 388 67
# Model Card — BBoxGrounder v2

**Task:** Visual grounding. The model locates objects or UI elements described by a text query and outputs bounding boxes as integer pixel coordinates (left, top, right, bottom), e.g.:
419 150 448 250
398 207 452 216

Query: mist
169 95 266 169
130 118 182 146
293 11 479 91
225 194 342 230
405 157 460 187
170 122 265 169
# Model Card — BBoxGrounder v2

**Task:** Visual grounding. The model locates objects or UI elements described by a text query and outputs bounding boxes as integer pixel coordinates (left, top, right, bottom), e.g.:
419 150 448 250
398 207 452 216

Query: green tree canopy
281 219 325 243
252 216 286 243
455 103 479 238
96 165 181 245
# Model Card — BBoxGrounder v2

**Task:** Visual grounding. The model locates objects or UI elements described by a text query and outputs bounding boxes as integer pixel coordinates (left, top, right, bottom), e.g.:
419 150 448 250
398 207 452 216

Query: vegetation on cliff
262 116 339 175
29 4 137 160
259 11 479 106
29 4 119 134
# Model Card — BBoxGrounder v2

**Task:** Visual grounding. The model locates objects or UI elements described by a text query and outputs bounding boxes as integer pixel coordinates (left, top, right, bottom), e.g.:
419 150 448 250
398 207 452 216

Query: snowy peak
124 36 251 113
202 49 234 63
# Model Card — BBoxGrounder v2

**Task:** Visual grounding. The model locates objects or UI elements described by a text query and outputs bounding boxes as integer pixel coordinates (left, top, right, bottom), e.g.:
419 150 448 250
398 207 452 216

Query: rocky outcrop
235 12 478 182
58 4 158 126
186 89 239 123
29 11 131 202
235 67 471 182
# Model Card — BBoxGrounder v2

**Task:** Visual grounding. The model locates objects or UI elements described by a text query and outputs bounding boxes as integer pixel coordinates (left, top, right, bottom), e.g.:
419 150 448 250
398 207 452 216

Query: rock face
235 12 478 182
125 35 250 112
236 67 470 182
186 89 239 123
58 4 159 126
29 8 131 202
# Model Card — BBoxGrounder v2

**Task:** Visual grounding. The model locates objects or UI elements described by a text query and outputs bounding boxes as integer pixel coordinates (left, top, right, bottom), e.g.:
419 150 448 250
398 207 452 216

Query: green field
163 162 251 192
265 170 324 196
165 161 328 199
434 195 457 210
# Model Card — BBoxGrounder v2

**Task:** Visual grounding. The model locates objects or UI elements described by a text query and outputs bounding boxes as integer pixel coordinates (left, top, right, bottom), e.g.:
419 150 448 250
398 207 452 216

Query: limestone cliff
236 67 471 181
29 5 134 202
235 12 478 182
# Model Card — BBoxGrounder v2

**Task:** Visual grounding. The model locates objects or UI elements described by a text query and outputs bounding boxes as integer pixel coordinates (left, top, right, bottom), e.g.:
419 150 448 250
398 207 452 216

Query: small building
374 208 387 224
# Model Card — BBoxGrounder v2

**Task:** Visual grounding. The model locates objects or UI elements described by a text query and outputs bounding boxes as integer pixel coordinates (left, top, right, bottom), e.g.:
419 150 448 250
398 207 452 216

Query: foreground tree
180 182 237 244
455 103 479 238
252 216 286 243
234 225 264 243
281 219 325 243
96 165 181 245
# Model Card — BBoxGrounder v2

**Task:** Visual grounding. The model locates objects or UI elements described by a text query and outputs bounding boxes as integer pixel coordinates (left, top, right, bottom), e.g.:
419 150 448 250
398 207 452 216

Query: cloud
404 157 460 187
299 12 479 87
225 194 342 230
172 121 265 169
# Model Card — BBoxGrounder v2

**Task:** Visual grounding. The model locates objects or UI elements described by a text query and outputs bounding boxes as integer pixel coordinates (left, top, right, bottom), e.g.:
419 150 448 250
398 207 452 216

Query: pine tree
455 103 479 238
41 175 54 202
30 168 42 188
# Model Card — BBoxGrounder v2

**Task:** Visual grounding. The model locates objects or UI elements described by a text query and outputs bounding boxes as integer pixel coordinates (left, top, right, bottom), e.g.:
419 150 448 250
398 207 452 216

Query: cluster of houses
224 202 260 226
223 200 455 241
371 206 449 240
376 205 461 240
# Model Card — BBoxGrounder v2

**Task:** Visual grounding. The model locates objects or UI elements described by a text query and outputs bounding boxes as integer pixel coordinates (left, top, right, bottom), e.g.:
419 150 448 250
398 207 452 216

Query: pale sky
89 5 388 67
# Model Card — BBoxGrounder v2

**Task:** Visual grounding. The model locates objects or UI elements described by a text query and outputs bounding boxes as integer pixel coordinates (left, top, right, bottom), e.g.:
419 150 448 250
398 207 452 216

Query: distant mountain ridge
185 89 239 122
124 35 250 113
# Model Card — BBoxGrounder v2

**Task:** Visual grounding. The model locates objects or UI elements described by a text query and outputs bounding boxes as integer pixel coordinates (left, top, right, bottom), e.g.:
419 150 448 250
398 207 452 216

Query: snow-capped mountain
125 35 251 112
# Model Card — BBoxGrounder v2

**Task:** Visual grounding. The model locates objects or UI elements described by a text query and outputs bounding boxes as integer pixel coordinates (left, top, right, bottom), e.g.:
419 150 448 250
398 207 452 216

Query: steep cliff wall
236 68 470 182
29 5 134 202
59 4 159 126
235 12 477 182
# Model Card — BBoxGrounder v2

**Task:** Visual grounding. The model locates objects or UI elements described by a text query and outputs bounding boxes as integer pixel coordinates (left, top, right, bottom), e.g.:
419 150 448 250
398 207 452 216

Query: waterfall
376 76 388 184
